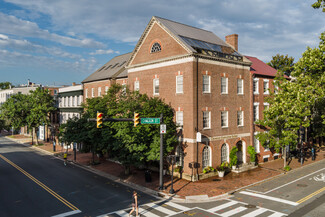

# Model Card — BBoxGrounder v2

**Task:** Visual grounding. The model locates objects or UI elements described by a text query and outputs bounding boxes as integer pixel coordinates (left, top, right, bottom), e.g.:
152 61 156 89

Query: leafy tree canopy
312 0 325 12
0 82 14 90
267 54 295 76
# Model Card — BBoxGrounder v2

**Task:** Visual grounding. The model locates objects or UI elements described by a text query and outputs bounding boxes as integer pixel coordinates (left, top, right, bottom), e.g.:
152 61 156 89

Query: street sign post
160 124 166 134
141 118 160 124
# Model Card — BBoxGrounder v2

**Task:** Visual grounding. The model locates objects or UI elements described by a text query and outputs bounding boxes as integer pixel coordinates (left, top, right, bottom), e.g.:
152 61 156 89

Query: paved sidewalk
3 134 325 202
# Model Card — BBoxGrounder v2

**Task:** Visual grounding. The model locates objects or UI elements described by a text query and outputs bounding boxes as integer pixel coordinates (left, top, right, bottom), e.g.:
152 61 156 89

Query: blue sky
1 0 324 86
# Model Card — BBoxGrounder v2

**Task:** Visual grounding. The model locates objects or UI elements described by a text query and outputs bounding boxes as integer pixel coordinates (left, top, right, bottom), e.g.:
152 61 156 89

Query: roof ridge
154 16 213 34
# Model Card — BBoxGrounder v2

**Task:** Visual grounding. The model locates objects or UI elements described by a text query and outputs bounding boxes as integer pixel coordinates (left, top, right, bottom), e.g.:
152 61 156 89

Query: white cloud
0 12 103 48
89 49 119 55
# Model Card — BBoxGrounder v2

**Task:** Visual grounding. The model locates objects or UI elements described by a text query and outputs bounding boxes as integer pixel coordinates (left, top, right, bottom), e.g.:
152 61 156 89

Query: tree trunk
35 128 39 146
124 165 130 175
283 146 287 168
31 128 34 145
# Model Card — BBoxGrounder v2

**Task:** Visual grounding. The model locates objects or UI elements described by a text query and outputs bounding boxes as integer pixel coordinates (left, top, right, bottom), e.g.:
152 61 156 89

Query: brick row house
82 16 282 180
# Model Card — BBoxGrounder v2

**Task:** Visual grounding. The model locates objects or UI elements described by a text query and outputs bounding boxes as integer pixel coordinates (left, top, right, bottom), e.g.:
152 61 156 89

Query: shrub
229 147 238 167
203 166 215 174
174 166 183 173
284 165 291 171
247 146 257 162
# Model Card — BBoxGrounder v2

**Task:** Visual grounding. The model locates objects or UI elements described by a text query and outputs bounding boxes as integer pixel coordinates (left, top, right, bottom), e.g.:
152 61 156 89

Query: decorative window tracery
151 42 162 53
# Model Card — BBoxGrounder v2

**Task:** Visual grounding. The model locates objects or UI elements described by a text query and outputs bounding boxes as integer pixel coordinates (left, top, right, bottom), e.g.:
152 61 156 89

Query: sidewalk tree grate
245 204 256 208
212 179 221 181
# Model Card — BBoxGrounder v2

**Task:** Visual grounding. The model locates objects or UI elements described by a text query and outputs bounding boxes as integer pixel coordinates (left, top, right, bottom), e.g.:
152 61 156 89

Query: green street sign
141 118 160 124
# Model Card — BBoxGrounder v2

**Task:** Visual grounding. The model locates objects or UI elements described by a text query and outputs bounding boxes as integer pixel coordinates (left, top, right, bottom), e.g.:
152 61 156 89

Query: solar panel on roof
119 61 126 67
105 65 112 70
111 63 119 69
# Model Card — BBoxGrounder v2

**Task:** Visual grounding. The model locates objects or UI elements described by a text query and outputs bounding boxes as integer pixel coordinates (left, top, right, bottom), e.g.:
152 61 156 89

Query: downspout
196 56 199 181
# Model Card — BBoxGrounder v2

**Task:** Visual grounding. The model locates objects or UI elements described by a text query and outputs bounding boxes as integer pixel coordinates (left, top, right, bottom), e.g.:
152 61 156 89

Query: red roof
245 56 278 77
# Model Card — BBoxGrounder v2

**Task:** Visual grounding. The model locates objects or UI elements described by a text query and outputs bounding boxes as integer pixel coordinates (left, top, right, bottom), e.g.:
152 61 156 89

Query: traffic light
134 112 140 127
97 112 103 128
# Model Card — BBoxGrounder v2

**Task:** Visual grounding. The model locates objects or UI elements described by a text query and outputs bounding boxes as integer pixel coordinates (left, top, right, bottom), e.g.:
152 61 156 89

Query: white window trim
85 89 88 98
105 86 109 94
153 78 159 95
176 75 183 94
203 111 211 129
253 78 259 94
237 110 244 127
202 142 212 168
254 132 260 153
134 81 140 91
254 102 259 122
98 87 101 96
221 143 230 163
176 111 183 128
221 111 228 128
221 77 228 94
91 88 94 97
237 78 244 95
263 79 270 95
203 75 211 93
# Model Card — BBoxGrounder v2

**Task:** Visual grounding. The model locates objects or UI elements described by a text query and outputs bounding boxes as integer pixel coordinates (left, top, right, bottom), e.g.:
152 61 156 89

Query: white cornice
59 85 83 93
178 132 251 143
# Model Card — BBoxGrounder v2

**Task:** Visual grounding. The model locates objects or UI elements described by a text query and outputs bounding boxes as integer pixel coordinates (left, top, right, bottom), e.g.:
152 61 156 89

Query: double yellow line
296 187 325 204
0 154 79 211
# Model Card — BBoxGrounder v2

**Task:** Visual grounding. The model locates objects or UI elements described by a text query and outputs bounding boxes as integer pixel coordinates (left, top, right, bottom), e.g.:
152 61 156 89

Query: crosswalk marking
165 201 189 211
138 207 159 217
207 200 237 212
220 206 247 216
145 202 177 215
114 210 129 217
241 207 268 217
268 212 286 217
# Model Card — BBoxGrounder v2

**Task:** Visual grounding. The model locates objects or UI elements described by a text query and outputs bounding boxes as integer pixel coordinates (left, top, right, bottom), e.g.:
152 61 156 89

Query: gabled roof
128 16 245 66
245 56 278 77
82 52 132 83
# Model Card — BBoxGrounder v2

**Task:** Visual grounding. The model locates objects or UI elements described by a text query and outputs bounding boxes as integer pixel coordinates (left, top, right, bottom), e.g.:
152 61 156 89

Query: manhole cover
297 184 308 187
245 204 256 208
213 179 221 181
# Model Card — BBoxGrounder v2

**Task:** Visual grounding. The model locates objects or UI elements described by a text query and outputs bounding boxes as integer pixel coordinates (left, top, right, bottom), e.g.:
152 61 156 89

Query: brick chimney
72 82 76 86
225 34 238 51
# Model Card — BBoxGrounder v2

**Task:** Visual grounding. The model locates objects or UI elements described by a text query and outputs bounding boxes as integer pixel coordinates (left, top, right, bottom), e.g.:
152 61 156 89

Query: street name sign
141 118 160 124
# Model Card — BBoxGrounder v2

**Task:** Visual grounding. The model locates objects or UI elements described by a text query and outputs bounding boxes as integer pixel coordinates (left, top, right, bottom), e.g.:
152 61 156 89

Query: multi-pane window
65 97 69 107
237 111 244 127
253 78 259 94
202 145 211 168
98 87 101 96
203 75 210 93
221 111 228 127
221 77 228 94
105 86 109 94
151 42 161 53
254 134 260 153
253 104 259 122
85 89 88 98
263 80 269 94
176 111 183 127
221 143 228 163
237 79 243 94
274 84 278 94
153 78 159 95
203 111 210 129
134 81 140 91
91 88 94 97
122 84 126 95
176 75 183 93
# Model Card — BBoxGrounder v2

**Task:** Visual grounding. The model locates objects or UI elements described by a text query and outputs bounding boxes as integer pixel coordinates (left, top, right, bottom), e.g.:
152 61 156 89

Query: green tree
0 93 30 132
0 82 14 90
312 0 325 12
257 32 325 167
27 88 56 145
267 54 295 76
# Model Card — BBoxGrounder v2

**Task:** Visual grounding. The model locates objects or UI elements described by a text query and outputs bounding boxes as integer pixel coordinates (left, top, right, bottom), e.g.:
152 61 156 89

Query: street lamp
167 155 177 194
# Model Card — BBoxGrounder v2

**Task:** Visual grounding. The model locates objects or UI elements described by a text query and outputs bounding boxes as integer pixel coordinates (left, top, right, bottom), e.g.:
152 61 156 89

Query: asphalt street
0 137 159 217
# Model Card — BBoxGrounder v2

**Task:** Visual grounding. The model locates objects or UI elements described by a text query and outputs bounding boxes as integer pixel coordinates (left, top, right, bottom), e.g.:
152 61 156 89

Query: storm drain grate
297 184 308 187
212 179 221 181
245 204 257 208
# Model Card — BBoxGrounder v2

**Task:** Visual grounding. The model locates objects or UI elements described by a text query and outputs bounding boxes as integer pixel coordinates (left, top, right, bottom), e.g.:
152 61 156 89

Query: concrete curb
4 136 325 203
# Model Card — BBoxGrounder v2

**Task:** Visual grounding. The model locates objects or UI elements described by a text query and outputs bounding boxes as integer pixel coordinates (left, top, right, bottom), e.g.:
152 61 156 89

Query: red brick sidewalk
5 134 325 199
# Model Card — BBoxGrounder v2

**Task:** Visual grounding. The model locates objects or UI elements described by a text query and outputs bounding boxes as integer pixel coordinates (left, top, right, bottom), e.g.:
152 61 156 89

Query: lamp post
167 155 177 194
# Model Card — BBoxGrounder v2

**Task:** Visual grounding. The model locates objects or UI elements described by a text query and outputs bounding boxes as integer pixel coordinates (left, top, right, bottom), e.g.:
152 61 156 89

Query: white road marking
145 202 177 215
138 206 159 217
114 210 129 217
241 207 268 217
264 168 325 194
207 200 238 212
220 206 247 216
51 210 82 217
240 191 299 206
313 173 325 182
268 212 287 217
165 201 190 211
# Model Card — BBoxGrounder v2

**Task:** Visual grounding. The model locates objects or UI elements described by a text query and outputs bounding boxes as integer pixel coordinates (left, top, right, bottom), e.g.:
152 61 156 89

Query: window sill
221 126 228 129
263 93 269 95
237 125 244 127
203 127 211 130
176 92 184 94
203 91 211 94
221 93 228 95
237 93 244 96
253 92 259 95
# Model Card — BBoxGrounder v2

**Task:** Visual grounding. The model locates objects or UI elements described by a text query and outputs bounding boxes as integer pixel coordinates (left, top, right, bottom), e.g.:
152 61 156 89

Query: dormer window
151 42 161 53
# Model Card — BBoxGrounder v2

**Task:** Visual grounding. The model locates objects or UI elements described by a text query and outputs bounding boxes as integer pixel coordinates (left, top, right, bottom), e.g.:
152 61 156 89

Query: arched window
151 42 161 53
221 143 228 163
202 145 211 168
176 145 184 167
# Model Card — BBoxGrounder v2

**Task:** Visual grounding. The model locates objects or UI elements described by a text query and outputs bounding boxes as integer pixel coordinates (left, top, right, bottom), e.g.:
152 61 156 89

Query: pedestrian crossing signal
134 112 140 127
97 112 103 128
